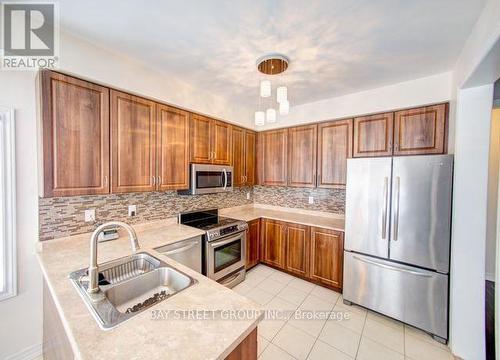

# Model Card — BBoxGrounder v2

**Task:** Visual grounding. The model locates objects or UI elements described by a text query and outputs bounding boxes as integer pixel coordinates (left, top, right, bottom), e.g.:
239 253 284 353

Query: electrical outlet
246 192 251 200
84 209 96 222
128 205 137 217
308 196 314 204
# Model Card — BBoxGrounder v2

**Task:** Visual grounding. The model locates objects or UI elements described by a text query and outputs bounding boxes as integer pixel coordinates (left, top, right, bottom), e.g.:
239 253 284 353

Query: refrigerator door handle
393 176 400 241
382 177 389 239
353 255 432 277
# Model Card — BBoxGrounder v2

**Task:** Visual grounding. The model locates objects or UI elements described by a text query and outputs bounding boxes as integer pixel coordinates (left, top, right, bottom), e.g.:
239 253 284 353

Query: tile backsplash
38 186 345 241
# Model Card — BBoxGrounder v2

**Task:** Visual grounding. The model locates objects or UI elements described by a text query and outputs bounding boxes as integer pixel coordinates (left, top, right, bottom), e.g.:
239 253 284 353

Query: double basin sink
69 252 197 329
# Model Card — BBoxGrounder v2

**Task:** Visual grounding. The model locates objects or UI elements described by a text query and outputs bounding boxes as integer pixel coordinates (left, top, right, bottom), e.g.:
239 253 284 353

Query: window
0 107 16 301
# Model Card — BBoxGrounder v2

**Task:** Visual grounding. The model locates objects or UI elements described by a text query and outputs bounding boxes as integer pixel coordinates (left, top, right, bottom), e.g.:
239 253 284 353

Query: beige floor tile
257 277 288 295
307 340 354 360
288 317 327 338
245 271 267 287
357 337 404 360
277 284 310 306
404 325 450 351
310 285 341 305
366 311 404 331
273 323 316 360
336 296 368 315
259 318 287 341
269 270 296 284
246 287 275 306
232 281 254 296
288 277 316 293
266 296 299 320
362 317 404 354
405 332 453 360
319 320 361 358
331 304 366 334
259 342 295 360
300 294 336 311
251 264 276 277
258 335 270 356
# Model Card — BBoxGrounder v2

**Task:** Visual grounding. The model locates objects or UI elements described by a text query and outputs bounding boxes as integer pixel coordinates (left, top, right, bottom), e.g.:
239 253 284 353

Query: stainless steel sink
69 252 197 329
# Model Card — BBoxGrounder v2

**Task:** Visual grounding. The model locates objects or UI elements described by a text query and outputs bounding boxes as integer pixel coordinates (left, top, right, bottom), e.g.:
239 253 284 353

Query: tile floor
233 264 455 360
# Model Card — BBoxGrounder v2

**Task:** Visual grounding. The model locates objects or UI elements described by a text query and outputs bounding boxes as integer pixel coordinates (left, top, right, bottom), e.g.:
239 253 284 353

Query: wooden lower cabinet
310 227 344 289
261 219 287 269
246 219 260 269
225 328 257 360
285 223 310 277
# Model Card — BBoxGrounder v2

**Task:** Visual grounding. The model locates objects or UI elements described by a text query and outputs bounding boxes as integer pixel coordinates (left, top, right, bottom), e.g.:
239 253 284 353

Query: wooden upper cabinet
261 219 286 269
288 125 317 188
40 71 110 197
258 129 288 186
157 105 190 190
353 112 394 157
317 119 353 188
111 90 156 193
212 120 232 165
393 104 447 155
232 127 246 186
310 227 344 289
246 219 260 270
245 131 256 186
285 223 310 277
190 114 212 164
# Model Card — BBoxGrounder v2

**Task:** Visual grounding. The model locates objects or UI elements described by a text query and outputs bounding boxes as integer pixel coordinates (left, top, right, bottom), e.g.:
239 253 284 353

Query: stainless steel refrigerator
343 155 453 343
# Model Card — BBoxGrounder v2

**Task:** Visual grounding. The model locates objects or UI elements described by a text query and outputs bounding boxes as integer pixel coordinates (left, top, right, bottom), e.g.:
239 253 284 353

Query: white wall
0 71 42 359
486 109 500 281
257 72 453 131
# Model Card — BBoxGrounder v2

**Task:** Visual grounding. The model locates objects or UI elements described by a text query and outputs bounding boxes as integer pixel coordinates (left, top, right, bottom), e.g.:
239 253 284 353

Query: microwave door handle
223 169 227 190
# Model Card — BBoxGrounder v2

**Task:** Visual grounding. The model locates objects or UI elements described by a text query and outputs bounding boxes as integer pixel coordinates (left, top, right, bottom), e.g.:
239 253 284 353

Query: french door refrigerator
343 155 453 343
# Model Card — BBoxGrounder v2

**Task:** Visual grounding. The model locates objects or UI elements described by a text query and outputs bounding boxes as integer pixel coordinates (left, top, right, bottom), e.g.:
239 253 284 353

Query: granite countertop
37 219 263 360
220 204 345 232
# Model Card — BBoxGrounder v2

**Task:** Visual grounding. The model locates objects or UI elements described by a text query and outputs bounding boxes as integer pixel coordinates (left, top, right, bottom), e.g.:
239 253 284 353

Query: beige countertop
220 204 345 232
37 219 263 360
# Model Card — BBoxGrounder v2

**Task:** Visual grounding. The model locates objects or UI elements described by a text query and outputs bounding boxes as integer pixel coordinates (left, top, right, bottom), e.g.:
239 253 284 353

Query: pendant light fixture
255 111 265 126
279 100 289 115
266 108 276 123
260 80 271 98
277 86 288 103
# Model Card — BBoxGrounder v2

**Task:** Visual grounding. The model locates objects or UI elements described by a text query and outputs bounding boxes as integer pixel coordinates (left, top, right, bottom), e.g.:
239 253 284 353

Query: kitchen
1 1 499 360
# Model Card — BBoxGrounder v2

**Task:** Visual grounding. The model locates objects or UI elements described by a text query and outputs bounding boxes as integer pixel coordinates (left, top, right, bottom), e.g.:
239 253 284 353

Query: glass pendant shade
279 100 289 115
277 86 288 103
266 108 276 123
255 111 265 126
260 80 271 98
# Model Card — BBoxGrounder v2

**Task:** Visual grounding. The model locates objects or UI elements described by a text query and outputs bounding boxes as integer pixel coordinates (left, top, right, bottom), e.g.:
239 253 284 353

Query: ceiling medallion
255 54 290 126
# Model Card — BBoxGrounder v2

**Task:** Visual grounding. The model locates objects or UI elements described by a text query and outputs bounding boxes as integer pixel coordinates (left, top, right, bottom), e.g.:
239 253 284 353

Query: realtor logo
1 2 59 70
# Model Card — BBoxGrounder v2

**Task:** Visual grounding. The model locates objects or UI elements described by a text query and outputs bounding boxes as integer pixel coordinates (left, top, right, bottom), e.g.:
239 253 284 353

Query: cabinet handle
158 176 161 185
152 176 156 185
103 175 108 187
214 152 217 160
389 140 393 152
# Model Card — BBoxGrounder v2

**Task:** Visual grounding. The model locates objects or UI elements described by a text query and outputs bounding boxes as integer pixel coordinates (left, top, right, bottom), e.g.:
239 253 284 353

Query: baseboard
5 343 42 360
485 273 496 282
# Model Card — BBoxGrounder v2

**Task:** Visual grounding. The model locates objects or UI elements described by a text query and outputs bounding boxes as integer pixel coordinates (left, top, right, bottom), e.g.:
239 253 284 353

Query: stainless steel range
179 209 248 288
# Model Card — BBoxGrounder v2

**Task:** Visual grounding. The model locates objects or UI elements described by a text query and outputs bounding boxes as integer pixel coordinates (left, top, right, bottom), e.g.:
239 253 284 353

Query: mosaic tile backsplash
39 186 346 241
253 186 345 214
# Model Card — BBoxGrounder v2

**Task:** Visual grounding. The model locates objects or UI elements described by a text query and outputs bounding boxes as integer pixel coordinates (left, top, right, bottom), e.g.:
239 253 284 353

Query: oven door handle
222 169 227 190
209 232 244 248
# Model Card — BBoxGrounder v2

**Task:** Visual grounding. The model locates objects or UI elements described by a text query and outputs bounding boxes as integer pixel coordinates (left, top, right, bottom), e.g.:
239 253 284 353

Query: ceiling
59 0 485 116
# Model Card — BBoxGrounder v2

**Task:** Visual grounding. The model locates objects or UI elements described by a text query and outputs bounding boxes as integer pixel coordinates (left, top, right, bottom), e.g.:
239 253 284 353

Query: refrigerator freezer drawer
343 251 448 339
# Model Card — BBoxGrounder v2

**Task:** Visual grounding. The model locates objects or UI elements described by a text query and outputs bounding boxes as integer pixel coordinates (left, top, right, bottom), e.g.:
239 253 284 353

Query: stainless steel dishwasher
154 236 202 273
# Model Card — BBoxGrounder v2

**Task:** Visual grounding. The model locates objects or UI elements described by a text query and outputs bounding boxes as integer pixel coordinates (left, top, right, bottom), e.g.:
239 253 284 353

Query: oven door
192 164 233 194
206 231 246 281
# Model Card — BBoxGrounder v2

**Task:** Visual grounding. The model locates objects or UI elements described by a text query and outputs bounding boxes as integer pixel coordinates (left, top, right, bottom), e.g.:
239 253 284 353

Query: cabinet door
353 112 394 157
285 223 310 277
260 129 288 186
261 219 286 269
157 104 190 190
317 119 353 188
246 219 260 269
310 227 344 289
190 114 212 163
40 71 110 197
245 130 256 186
111 90 156 193
212 120 232 165
288 125 317 187
393 104 447 155
232 126 245 186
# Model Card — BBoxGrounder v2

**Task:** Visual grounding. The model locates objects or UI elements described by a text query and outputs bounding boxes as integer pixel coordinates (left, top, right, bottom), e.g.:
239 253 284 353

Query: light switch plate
128 205 137 217
84 209 96 222
308 196 314 204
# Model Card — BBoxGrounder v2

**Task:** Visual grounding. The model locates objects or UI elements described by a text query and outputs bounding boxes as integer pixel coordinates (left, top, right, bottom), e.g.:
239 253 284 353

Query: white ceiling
59 0 485 114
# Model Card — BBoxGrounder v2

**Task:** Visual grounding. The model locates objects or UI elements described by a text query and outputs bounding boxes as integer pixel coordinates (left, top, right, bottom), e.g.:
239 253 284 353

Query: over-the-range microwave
179 164 233 195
